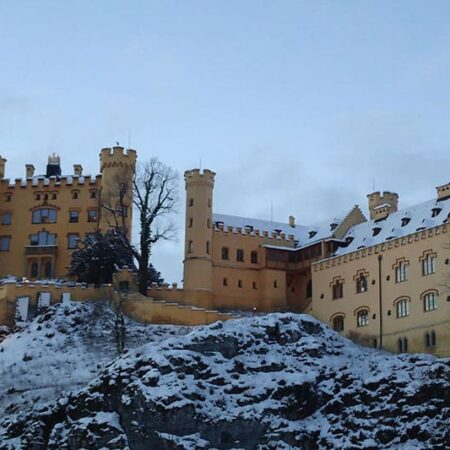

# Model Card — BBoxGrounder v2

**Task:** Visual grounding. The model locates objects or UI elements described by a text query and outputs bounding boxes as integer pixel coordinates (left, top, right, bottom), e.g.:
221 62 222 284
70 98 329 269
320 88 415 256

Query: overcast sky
1 1 450 282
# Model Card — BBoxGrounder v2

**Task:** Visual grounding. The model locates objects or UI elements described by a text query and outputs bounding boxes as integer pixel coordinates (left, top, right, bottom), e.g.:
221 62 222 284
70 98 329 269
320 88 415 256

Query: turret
183 168 215 292
0 156 6 179
367 191 399 220
99 146 137 238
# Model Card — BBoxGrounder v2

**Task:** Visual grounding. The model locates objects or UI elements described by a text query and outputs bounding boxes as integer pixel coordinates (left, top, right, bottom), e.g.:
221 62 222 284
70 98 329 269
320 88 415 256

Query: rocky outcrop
1 313 449 449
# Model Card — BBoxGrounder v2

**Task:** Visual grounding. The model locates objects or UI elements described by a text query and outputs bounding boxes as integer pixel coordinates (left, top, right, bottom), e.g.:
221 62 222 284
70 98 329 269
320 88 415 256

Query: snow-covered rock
0 313 449 449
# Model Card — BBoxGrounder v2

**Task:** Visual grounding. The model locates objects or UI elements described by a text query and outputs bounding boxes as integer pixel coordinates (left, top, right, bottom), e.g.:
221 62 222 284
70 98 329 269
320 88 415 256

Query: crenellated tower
183 168 215 292
99 146 137 239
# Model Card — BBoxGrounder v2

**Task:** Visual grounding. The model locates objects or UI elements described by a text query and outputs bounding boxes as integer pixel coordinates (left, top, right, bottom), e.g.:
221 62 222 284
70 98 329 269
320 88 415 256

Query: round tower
183 168 215 292
99 146 137 238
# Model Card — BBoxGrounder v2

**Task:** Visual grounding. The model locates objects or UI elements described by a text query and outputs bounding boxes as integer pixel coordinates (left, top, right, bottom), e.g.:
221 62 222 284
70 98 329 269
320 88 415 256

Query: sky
1 1 450 283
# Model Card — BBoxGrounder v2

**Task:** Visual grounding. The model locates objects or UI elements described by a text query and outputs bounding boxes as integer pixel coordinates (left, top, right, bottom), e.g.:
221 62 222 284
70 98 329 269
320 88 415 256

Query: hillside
0 302 189 417
0 310 449 449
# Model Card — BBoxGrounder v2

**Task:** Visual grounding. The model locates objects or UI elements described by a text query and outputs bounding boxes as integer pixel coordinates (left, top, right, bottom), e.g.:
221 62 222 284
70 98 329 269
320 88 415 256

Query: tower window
207 219 211 228
252 282 257 289
206 241 210 254
51 193 57 200
238 279 243 288
188 240 193 253
208 198 211 207
189 218 193 228
223 278 228 287
221 247 229 260
251 251 258 264
306 279 312 298
90 190 97 199
236 249 244 262
189 198 194 207
5 193 12 202
72 190 79 200
273 280 278 288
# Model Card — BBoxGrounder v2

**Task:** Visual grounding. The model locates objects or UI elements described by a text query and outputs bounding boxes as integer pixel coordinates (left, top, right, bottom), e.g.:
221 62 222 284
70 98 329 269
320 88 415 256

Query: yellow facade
0 146 136 280
181 168 450 356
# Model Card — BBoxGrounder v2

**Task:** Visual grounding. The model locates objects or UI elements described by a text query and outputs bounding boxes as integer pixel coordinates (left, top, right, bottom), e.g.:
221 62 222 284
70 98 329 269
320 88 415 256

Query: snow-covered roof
212 213 344 249
335 196 450 256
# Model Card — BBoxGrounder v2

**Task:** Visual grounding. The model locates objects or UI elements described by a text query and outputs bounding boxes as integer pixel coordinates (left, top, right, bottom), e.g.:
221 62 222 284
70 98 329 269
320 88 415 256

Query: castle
1 149 449 356
0 146 136 279
176 169 450 357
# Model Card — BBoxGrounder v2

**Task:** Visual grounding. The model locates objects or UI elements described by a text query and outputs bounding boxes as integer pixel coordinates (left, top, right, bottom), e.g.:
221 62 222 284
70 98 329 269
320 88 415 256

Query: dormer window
372 227 382 236
308 230 317 239
431 207 441 218
345 236 354 245
401 217 410 227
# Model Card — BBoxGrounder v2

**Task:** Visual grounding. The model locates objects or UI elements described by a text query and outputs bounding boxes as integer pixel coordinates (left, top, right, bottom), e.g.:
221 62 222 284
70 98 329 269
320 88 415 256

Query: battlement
436 182 450 200
184 168 215 187
99 146 137 172
213 223 296 245
367 190 399 220
0 174 101 190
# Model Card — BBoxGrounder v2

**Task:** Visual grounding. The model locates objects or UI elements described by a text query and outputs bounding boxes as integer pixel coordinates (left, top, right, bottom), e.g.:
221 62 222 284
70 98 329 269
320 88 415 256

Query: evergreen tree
68 231 134 285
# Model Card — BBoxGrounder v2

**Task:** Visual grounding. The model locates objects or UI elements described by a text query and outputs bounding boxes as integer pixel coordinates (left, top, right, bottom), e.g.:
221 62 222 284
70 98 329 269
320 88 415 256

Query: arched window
32 208 57 224
423 291 438 312
394 259 408 283
332 279 344 299
306 280 312 298
395 298 410 318
421 251 436 276
44 262 52 278
397 337 408 353
426 331 437 348
356 309 369 327
332 315 344 332
356 274 368 293
31 262 38 278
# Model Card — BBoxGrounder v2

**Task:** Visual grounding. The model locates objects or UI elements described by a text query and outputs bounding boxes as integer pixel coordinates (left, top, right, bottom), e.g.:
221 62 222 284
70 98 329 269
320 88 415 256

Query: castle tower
0 156 6 179
99 146 137 239
183 169 215 292
367 191 399 220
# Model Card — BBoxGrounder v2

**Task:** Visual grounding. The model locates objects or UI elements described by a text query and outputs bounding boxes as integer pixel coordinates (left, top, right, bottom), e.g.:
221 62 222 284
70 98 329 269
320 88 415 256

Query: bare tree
133 159 178 294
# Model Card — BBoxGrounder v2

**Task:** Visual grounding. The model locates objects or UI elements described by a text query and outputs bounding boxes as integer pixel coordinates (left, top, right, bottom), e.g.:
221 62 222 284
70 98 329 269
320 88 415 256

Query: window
51 193 57 200
332 280 344 299
189 218 193 228
118 205 128 217
2 213 12 225
188 240 193 253
396 298 410 318
426 330 437 348
72 191 79 200
306 280 312 298
32 208 57 224
44 262 52 278
31 262 38 278
5 194 11 202
236 249 244 262
251 251 258 264
223 278 228 287
35 193 41 201
252 282 257 289
90 190 97 199
356 309 369 327
221 247 229 260
208 198 211 207
69 210 79 223
398 337 408 353
189 198 194 207
0 236 10 251
238 280 243 288
431 207 441 217
86 233 97 242
273 280 278 288
207 219 211 228
422 254 436 276
332 315 344 332
395 261 408 283
372 227 381 236
423 292 438 312
87 209 98 223
68 234 80 249
356 275 368 293
44 194 49 201
30 231 56 246
401 217 410 227
206 241 210 254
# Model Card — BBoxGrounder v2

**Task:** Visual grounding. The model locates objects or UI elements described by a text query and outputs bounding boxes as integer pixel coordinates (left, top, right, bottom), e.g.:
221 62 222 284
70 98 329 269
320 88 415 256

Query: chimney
367 191 399 220
26 164 35 178
289 215 296 227
46 153 61 177
73 164 83 176
436 182 450 200
0 156 6 179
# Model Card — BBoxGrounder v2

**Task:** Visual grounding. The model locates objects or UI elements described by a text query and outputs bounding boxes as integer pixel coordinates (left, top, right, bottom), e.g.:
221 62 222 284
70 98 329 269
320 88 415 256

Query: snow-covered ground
1 310 449 449
0 301 189 417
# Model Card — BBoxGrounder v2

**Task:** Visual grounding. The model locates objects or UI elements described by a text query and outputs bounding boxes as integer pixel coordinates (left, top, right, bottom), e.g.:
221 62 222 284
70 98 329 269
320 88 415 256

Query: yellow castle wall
312 224 450 357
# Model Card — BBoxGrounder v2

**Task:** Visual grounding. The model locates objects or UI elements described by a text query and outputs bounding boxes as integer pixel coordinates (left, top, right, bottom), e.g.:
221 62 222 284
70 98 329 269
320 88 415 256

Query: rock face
1 313 449 449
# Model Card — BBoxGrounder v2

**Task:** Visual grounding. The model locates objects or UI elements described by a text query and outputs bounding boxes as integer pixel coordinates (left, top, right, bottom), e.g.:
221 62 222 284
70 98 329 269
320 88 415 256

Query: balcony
25 245 57 256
